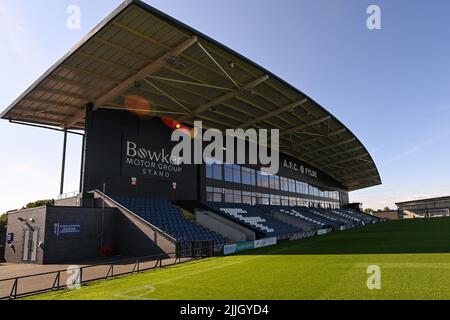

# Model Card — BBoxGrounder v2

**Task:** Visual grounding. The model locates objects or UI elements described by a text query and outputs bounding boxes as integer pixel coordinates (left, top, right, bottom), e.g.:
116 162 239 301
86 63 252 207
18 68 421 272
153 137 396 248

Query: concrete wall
94 193 177 257
43 206 117 264
4 199 178 264
4 207 47 264
54 196 79 207
196 210 255 242
273 212 315 232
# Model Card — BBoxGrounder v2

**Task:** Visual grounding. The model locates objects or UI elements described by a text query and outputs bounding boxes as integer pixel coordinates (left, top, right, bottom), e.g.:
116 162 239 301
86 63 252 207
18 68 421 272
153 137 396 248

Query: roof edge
0 0 135 120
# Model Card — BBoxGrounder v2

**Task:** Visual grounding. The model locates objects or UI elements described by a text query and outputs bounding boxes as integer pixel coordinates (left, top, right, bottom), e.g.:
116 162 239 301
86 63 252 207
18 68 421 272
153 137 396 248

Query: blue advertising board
53 223 81 236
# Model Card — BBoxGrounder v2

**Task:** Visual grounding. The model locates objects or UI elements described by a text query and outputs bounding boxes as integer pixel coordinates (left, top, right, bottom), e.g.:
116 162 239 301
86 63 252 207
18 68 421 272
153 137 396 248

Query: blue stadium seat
204 202 301 239
114 196 228 245
258 205 329 230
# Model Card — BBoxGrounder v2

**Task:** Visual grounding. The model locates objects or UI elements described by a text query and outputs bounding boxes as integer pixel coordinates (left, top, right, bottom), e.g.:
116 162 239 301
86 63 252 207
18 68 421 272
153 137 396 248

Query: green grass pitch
28 218 450 300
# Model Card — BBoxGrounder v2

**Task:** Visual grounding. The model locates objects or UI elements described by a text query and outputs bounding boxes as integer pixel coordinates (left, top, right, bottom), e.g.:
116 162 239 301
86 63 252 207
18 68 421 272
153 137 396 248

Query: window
297 198 306 207
206 186 223 202
224 163 241 183
280 177 289 192
269 175 280 190
233 189 242 203
257 171 269 189
258 193 270 205
224 164 233 182
233 165 241 184
242 191 252 204
206 164 213 179
224 188 234 203
213 163 222 180
270 194 281 206
288 179 296 193
295 181 302 194
206 158 222 180
281 196 289 206
302 182 308 195
289 196 297 206
242 167 256 186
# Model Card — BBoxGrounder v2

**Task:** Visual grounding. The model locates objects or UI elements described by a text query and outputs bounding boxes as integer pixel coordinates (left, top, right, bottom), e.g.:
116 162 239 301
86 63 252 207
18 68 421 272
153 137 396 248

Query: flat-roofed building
396 196 450 218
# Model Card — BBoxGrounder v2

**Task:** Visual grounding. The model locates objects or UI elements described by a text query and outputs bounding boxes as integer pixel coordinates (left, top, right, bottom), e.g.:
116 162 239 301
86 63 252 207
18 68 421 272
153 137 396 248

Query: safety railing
89 190 178 243
57 191 79 200
0 245 214 300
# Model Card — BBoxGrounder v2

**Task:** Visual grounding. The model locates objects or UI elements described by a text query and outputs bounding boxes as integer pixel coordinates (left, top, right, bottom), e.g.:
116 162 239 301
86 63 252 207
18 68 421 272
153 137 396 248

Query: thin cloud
384 128 450 164
0 3 42 73
385 145 420 164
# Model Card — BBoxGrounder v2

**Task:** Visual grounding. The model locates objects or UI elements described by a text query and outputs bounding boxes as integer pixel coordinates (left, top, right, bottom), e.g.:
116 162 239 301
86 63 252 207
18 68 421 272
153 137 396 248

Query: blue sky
1 0 450 213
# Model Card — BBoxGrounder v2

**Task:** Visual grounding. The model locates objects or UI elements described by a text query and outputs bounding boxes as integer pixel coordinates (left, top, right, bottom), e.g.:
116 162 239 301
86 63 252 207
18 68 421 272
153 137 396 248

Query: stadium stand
204 202 301 238
340 209 379 224
258 205 327 230
115 197 228 245
312 208 355 227
293 206 344 230
326 209 362 225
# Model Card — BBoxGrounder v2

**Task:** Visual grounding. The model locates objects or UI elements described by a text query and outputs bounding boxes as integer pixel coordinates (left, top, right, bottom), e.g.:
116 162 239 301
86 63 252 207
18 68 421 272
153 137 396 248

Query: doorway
22 226 39 263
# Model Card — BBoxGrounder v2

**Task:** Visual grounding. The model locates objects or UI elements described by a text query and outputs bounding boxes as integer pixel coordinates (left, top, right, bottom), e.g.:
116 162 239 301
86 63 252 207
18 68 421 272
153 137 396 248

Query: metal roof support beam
94 36 198 110
25 97 79 110
240 98 307 128
146 75 233 91
313 146 364 163
62 64 121 84
101 104 186 116
322 153 370 168
342 172 379 181
34 87 90 102
143 79 191 113
179 74 269 122
347 176 380 186
302 137 356 156
47 75 107 92
280 115 331 137
328 162 374 175
197 41 240 89
291 128 347 149
63 36 198 128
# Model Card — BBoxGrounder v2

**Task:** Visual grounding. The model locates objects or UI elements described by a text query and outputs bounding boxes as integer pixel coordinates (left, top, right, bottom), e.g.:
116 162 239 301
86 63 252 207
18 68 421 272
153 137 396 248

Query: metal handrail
89 189 178 243
0 245 214 300
57 191 79 200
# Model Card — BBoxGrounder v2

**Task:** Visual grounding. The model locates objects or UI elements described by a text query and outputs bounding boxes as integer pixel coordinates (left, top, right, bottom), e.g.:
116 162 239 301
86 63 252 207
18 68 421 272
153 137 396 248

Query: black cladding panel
83 108 346 202
83 109 199 200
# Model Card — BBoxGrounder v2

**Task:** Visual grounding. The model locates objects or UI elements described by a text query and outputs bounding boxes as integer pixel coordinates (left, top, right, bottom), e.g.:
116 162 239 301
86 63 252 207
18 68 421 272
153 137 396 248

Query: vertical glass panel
224 163 233 182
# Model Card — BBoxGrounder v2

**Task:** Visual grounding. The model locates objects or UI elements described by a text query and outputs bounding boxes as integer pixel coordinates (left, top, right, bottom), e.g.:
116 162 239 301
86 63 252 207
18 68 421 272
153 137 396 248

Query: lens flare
161 117 191 136
124 95 153 117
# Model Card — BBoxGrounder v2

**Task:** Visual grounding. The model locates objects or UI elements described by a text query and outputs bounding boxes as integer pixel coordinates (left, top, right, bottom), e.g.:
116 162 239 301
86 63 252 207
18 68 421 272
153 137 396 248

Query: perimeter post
59 128 68 195
79 102 93 194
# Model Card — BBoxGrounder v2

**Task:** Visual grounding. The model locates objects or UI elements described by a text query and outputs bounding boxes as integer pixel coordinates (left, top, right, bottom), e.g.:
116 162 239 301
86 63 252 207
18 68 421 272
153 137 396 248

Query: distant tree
364 208 374 214
383 207 391 211
0 214 7 232
22 199 54 210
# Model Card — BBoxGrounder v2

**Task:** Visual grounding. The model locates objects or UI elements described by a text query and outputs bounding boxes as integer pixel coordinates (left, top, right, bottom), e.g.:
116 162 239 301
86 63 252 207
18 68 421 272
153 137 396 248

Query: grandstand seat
259 205 329 230
114 196 228 246
204 202 301 238
335 209 379 225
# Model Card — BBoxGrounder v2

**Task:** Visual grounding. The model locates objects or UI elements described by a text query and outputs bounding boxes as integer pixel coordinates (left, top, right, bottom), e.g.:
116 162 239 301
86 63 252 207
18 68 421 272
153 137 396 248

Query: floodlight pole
59 129 68 195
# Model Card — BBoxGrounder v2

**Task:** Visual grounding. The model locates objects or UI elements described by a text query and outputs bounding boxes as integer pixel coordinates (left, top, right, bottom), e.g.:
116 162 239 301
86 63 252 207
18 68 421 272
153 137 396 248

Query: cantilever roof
0 0 381 191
